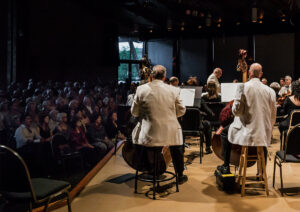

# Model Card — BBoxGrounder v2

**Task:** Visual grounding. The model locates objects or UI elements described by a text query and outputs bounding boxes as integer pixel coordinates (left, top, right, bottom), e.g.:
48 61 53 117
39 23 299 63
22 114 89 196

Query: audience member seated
83 96 94 121
105 112 125 140
49 109 58 131
53 112 72 141
14 113 41 174
39 112 52 142
70 116 105 166
87 114 114 153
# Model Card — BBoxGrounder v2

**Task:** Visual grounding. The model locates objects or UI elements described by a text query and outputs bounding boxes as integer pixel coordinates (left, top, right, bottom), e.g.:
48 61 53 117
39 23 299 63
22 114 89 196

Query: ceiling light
205 13 212 27
252 8 258 23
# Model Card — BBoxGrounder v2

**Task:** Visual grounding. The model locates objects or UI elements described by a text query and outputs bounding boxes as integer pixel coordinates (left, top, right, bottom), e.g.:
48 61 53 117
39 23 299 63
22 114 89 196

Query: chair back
0 145 36 201
289 110 300 129
284 124 300 160
180 107 202 132
51 134 69 158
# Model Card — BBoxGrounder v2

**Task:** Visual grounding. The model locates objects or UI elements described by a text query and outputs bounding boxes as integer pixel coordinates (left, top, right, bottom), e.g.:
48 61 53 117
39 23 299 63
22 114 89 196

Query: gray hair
285 75 292 81
270 82 280 89
56 112 67 123
152 65 166 80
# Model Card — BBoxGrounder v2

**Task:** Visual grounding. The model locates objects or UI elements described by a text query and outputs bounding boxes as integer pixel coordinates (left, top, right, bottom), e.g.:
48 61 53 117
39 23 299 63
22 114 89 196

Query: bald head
213 68 223 79
152 65 167 80
249 63 263 79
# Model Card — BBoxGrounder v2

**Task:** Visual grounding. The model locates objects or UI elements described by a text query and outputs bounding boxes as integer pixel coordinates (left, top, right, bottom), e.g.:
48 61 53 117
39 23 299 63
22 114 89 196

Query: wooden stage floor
55 128 300 212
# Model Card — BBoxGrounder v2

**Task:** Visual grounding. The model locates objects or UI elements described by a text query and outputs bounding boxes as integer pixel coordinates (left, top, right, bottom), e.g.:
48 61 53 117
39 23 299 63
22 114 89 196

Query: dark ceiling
117 0 300 38
76 0 300 38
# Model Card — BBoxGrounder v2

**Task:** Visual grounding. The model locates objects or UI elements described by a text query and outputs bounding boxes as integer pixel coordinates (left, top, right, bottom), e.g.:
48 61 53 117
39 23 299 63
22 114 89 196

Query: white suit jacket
131 80 186 146
207 73 220 93
228 78 277 147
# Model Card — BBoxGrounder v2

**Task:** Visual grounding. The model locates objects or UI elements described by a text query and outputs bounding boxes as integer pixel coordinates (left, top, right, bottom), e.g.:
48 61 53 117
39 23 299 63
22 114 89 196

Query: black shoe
205 148 213 154
178 175 188 184
217 165 231 174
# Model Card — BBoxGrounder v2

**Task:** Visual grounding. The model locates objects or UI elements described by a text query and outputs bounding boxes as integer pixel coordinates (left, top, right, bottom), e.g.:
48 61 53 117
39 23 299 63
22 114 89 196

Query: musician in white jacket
131 65 187 183
218 63 277 174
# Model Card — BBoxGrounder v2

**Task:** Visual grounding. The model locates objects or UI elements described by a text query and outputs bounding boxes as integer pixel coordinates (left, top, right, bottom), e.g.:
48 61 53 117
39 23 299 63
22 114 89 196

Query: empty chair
273 124 300 196
0 145 72 212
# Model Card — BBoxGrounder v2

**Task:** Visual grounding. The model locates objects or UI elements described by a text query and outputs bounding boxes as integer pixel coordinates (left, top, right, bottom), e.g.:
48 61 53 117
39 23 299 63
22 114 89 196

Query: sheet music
221 83 243 102
180 88 195 106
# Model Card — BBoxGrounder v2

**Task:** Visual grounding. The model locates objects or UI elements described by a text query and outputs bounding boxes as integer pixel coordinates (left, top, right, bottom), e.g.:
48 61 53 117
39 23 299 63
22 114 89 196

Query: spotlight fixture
216 17 222 27
192 10 198 16
205 13 212 27
133 24 139 33
258 20 263 24
281 13 286 22
252 7 258 23
167 19 172 31
236 21 241 26
198 25 202 29
180 26 185 31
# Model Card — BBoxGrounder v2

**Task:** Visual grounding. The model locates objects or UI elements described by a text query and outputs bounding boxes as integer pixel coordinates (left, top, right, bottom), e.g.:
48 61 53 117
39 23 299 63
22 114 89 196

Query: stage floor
55 128 300 212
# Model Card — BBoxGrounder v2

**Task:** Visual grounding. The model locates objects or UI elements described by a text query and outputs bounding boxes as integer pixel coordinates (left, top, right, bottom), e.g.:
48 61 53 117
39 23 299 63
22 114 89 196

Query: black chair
51 134 84 175
280 110 300 150
179 107 204 164
0 145 72 212
134 146 179 200
273 124 300 196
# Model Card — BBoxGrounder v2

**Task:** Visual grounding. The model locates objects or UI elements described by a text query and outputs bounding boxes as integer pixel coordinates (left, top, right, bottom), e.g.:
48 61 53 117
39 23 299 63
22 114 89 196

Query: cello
122 58 172 175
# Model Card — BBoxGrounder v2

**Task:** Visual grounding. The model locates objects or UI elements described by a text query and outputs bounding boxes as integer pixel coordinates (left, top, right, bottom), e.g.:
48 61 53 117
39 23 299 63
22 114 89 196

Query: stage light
180 26 185 31
186 10 191 15
258 20 263 24
205 13 212 27
281 14 286 22
167 19 172 31
216 18 222 27
192 10 198 16
252 7 258 23
133 24 139 33
236 22 241 26
198 25 202 29
149 29 153 33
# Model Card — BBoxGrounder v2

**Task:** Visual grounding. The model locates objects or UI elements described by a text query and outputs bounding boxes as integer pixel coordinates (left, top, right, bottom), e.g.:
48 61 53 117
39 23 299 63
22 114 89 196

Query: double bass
122 57 172 175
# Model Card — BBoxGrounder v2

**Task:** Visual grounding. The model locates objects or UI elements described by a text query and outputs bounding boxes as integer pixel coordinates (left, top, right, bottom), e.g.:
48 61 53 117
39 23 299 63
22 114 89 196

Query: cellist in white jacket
218 63 277 174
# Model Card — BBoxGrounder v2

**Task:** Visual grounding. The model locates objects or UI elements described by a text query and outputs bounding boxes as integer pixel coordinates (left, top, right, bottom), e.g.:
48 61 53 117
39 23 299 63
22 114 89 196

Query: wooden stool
237 146 269 197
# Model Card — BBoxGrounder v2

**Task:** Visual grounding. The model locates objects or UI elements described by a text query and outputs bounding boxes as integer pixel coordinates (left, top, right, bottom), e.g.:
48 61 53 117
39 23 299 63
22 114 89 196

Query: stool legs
241 147 248 197
258 147 269 196
238 146 269 197
134 169 138 194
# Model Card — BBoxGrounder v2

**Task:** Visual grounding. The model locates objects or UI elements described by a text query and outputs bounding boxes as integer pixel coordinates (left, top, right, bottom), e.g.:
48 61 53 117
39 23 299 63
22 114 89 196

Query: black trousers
169 145 185 176
221 125 267 167
202 120 212 150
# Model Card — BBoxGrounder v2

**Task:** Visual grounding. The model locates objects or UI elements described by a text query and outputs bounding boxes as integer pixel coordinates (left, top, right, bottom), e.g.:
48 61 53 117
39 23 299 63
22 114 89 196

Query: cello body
212 132 256 167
